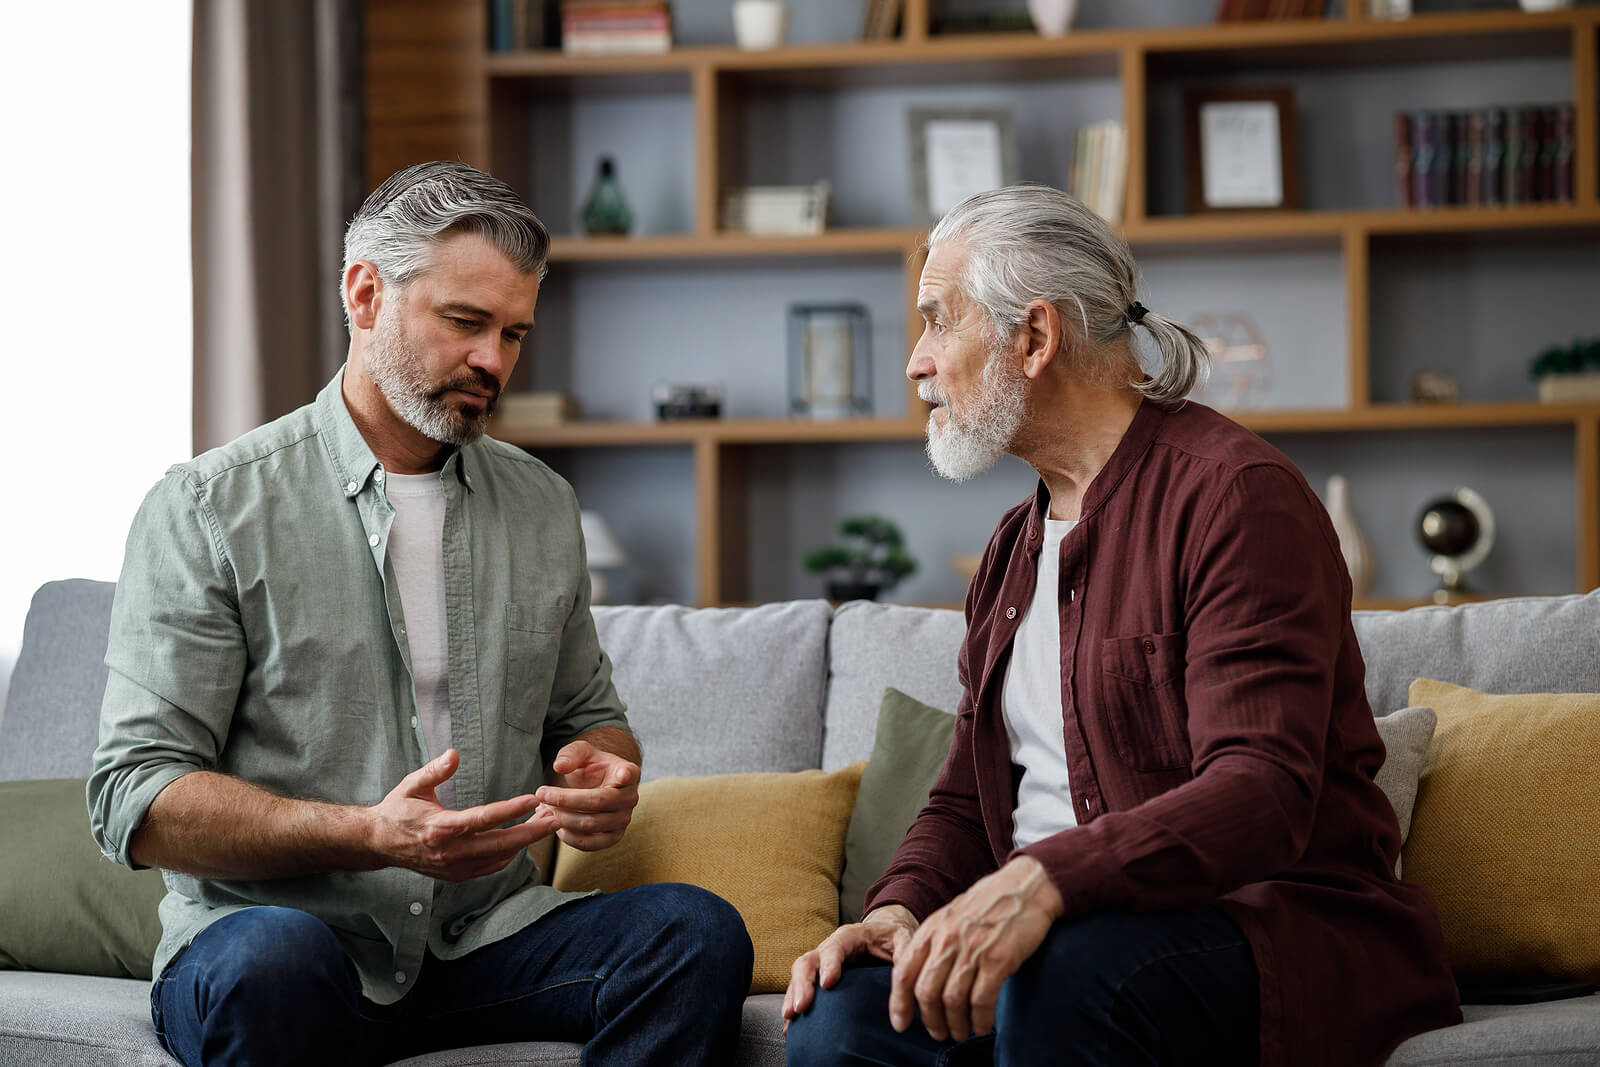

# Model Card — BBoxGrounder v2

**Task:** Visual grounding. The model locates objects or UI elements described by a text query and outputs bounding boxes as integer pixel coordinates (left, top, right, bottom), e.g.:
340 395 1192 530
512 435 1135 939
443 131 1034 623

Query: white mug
733 0 788 50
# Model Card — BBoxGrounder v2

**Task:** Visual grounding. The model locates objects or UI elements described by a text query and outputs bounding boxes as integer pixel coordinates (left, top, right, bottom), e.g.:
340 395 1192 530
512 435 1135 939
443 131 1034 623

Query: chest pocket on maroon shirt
1099 632 1192 772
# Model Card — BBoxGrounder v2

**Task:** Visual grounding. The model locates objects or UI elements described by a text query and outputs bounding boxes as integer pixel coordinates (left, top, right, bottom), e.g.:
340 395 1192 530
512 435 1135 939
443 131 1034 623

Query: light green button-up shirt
88 369 629 1003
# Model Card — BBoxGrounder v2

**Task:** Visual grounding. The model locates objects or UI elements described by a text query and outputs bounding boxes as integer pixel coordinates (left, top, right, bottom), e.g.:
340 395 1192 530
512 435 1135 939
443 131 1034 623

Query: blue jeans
151 883 753 1067
786 907 1259 1067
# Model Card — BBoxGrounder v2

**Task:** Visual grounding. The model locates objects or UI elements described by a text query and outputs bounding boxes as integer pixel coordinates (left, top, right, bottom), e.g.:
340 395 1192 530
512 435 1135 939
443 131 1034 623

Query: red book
1395 113 1414 209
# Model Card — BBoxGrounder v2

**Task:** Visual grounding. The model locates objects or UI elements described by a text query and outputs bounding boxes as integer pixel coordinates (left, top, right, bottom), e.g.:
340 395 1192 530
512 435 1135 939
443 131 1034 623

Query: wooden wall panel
365 0 487 188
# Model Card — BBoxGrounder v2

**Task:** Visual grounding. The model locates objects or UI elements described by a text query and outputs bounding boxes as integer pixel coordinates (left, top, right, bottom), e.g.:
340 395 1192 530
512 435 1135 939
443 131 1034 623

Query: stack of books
494 392 582 425
1070 120 1128 225
1216 0 1328 20
1396 104 1576 210
488 0 559 51
561 1 672 55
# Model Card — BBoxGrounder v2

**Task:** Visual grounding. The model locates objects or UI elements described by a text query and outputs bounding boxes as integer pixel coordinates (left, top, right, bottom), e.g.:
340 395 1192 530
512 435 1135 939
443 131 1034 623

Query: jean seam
1107 939 1246 1003
423 973 601 1021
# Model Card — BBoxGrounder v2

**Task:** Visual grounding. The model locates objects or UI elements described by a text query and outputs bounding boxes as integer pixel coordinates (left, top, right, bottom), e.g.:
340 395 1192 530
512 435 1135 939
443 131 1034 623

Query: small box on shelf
495 391 581 425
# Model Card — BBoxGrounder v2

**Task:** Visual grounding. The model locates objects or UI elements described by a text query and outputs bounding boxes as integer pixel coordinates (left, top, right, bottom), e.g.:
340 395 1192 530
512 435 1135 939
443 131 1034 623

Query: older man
89 161 751 1066
782 186 1461 1066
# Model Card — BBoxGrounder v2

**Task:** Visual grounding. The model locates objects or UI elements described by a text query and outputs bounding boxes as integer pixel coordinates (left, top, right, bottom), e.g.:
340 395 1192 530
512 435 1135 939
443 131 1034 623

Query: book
1441 112 1460 206
495 392 581 425
1517 107 1539 205
1553 103 1575 204
1394 113 1413 209
1482 108 1505 208
861 0 904 40
1463 110 1484 207
1411 111 1437 210
1502 107 1524 206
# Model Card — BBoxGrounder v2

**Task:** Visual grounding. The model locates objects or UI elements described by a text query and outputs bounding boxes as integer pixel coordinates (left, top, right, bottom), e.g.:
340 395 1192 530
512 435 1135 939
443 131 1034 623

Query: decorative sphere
1418 499 1480 558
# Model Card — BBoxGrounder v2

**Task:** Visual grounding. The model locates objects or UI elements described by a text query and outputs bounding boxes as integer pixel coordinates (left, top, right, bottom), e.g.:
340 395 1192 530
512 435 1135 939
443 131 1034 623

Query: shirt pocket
503 596 570 735
1099 631 1192 773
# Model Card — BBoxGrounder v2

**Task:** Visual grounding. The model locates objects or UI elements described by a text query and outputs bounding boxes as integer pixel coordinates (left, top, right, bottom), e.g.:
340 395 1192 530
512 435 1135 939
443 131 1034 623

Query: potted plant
1529 336 1600 404
803 515 917 602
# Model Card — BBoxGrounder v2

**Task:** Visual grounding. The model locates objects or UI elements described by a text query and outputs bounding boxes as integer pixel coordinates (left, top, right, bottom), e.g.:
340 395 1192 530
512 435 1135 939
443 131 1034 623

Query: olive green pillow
0 778 167 978
838 688 957 924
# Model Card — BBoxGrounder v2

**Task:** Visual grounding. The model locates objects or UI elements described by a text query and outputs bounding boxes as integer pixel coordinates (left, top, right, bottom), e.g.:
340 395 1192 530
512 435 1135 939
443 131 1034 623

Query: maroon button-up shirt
866 399 1461 1066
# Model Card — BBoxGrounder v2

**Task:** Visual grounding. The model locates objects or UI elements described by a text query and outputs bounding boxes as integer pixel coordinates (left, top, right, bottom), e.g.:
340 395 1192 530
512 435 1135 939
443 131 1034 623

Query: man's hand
889 855 1063 1042
368 749 558 881
782 905 920 1030
536 738 640 851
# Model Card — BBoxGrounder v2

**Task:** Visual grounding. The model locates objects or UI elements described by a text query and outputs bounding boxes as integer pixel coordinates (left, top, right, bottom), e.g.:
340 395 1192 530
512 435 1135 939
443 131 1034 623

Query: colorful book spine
1481 108 1505 208
1395 113 1413 209
1517 107 1539 205
1503 107 1524 206
1553 103 1575 204
1412 111 1437 210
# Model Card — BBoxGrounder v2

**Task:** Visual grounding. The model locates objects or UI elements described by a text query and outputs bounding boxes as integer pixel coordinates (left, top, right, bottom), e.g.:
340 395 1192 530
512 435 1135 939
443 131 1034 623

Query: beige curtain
191 0 365 454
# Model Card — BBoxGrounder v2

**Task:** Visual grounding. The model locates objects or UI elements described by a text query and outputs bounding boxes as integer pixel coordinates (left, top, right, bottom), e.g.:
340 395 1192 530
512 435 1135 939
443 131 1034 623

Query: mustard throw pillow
1403 678 1600 983
551 763 864 994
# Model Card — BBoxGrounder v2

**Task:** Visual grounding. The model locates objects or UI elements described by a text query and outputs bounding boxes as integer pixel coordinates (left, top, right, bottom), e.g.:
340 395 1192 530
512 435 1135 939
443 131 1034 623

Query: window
0 3 192 716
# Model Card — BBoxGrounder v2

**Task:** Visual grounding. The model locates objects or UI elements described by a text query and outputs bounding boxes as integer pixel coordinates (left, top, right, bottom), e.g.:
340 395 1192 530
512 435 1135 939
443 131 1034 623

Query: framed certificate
908 108 1020 225
1184 87 1300 213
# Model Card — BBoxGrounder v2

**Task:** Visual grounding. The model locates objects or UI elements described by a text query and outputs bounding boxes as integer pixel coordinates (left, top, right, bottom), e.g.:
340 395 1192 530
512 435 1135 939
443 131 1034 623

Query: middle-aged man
89 160 753 1067
783 185 1462 1066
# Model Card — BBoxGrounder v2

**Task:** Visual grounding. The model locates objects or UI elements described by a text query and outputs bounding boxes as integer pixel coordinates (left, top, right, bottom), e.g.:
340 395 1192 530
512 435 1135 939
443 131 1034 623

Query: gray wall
512 0 1600 606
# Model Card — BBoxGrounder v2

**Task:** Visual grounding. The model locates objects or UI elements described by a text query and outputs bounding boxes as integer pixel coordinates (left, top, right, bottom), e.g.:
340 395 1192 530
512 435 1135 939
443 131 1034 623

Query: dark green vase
581 157 633 236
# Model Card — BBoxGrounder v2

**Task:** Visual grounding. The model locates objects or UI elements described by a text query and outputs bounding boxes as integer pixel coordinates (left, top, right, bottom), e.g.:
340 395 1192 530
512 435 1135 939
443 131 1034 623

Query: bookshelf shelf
368 0 1600 605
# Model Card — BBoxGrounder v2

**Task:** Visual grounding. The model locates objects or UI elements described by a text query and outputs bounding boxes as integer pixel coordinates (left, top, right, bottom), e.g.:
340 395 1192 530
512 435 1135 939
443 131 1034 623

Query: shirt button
394 971 407 984
1028 527 1037 541
368 534 381 547
1143 639 1156 654
345 480 358 494
1006 606 1017 620
374 470 384 482
410 716 418 729
409 901 423 916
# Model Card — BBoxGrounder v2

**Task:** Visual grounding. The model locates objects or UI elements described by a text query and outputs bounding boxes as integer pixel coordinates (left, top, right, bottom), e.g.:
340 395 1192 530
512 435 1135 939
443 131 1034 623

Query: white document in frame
925 120 1005 216
1200 101 1283 208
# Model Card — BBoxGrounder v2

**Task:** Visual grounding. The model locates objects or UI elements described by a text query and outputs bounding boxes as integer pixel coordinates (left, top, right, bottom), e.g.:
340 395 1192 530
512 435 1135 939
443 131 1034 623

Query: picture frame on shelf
908 108 1020 225
1184 86 1300 214
788 303 873 419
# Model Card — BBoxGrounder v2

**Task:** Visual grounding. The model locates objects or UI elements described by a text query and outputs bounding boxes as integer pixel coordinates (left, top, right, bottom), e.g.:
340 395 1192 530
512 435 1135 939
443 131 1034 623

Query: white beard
366 313 493 447
920 350 1027 483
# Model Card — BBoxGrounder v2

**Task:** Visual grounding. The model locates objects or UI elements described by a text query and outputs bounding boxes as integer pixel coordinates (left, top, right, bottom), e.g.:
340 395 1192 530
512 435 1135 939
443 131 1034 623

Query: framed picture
788 303 872 419
908 108 1020 225
1184 87 1300 214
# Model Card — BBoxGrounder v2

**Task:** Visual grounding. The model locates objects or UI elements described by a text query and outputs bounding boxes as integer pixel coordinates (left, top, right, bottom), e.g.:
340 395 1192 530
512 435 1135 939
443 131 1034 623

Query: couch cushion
1386 996 1600 1066
1402 679 1600 985
822 603 965 771
552 764 864 995
593 601 832 780
0 580 116 781
1353 592 1600 727
0 971 173 1067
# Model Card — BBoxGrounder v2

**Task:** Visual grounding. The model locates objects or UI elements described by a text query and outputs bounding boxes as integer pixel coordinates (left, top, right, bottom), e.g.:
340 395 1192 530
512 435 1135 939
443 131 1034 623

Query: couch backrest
1353 592 1600 717
592 601 832 780
0 580 116 780
0 582 835 785
821 602 965 771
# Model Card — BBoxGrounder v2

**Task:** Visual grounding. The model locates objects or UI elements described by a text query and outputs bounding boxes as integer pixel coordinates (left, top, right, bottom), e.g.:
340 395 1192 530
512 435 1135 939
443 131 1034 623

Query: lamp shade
580 511 627 569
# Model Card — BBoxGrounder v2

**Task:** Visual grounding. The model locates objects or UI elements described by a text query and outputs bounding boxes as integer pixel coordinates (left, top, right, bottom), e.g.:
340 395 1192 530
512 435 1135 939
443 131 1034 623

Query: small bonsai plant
803 515 918 602
1528 336 1600 381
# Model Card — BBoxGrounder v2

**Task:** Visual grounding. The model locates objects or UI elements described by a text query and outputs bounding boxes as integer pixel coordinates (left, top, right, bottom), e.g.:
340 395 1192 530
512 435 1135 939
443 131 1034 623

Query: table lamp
580 511 627 604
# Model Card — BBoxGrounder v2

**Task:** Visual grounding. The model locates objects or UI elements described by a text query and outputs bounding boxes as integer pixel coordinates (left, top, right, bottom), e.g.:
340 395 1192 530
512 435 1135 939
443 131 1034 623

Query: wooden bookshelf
368 0 1600 606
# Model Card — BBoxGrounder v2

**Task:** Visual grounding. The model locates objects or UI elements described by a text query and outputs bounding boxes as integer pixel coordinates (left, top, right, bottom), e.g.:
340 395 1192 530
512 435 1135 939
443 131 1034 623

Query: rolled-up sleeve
87 470 247 868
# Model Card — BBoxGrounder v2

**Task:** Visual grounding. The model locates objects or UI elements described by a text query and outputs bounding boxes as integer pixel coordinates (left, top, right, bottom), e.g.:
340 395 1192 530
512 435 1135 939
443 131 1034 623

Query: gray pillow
838 688 955 924
1372 704 1437 878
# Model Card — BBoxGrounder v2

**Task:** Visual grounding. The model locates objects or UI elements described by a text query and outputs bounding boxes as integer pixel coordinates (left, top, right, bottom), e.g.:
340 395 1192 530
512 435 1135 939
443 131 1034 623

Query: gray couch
2 579 1597 1066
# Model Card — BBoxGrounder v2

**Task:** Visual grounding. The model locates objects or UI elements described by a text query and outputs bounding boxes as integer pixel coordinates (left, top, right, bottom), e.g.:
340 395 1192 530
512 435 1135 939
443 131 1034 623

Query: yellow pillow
551 763 864 993
1403 678 1600 982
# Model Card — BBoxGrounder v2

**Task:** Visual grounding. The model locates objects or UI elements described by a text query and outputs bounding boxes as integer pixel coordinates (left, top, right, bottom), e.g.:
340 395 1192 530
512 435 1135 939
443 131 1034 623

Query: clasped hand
369 741 639 881
782 856 1063 1042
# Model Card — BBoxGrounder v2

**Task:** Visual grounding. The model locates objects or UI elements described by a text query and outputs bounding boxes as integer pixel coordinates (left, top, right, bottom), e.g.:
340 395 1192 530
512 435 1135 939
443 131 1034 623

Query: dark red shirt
866 399 1461 1067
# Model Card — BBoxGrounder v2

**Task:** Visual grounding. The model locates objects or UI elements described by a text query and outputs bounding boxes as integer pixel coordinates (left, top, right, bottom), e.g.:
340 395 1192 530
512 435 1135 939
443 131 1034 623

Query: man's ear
1019 299 1065 380
345 261 385 332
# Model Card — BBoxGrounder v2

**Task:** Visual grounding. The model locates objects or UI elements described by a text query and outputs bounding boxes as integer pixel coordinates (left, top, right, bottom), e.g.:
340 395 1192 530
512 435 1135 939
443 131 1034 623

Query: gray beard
922 351 1028 483
366 317 492 447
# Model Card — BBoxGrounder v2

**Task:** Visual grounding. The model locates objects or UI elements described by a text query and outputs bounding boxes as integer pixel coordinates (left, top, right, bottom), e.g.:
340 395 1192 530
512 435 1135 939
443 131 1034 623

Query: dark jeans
151 883 753 1067
786 906 1259 1067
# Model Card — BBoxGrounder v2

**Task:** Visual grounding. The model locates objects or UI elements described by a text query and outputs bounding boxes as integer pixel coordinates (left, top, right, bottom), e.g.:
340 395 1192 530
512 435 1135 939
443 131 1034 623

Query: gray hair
342 161 551 323
927 185 1208 405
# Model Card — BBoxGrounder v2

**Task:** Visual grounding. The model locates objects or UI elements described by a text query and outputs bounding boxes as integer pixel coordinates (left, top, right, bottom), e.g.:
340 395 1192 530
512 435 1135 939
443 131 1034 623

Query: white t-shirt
383 469 454 810
1002 516 1079 848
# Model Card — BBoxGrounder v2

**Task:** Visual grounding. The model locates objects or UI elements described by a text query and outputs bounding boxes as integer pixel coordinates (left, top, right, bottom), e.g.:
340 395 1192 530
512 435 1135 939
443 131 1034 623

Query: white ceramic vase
1326 475 1375 599
1026 0 1079 37
732 0 788 50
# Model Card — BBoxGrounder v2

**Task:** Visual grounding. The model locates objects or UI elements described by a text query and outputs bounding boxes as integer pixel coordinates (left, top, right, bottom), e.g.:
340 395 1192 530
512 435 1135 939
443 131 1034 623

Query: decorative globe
1417 498 1480 558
